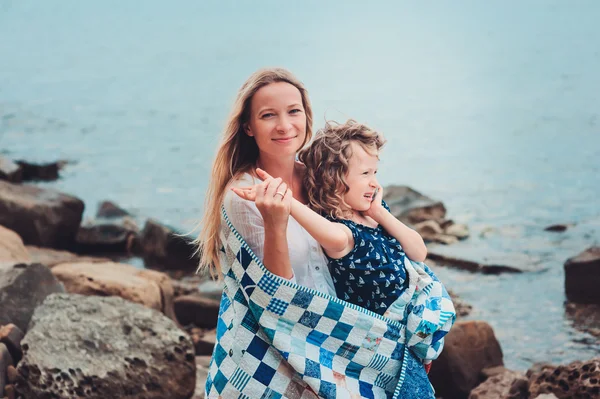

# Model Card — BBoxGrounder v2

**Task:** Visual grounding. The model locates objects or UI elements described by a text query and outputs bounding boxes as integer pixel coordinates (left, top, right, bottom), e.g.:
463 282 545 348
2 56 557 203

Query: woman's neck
256 153 296 188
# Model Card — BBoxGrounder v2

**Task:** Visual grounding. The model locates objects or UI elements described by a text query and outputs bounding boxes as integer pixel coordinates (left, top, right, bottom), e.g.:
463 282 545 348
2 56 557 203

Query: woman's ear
244 123 253 137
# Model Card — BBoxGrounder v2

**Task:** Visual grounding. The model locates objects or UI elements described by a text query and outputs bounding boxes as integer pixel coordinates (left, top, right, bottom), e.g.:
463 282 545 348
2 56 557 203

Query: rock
0 262 65 332
140 219 199 271
0 181 84 248
427 251 523 274
74 217 139 254
565 302 600 338
96 200 131 218
564 247 600 304
6 365 18 383
197 279 224 301
382 185 447 224
0 226 31 263
187 328 216 356
429 321 504 399
174 295 220 329
544 224 568 233
448 290 473 318
4 383 15 399
14 159 66 181
415 220 460 245
0 157 22 183
15 293 196 399
527 358 600 399
193 356 211 399
0 324 25 363
0 343 14 397
468 367 527 399
51 262 176 320
445 222 470 239
25 245 110 268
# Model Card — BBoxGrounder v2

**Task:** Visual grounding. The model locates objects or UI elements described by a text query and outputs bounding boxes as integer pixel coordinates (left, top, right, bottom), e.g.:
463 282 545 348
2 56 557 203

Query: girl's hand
364 185 385 221
230 172 293 231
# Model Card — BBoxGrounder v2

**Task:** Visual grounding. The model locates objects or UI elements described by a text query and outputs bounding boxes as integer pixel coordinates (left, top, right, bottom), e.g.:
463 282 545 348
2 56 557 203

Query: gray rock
174 295 220 329
16 293 196 399
75 217 139 254
0 262 65 332
0 181 84 248
140 219 199 271
382 185 446 224
96 200 131 218
564 247 600 304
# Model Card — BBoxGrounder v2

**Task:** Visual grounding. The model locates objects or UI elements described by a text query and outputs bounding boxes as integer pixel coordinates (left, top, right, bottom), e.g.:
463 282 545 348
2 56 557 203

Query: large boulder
0 225 31 263
174 295 219 329
468 367 528 399
14 159 66 181
51 262 177 321
382 185 446 224
74 217 139 254
140 219 199 271
527 358 600 399
429 321 504 399
25 245 110 268
564 247 600 304
0 262 65 332
15 293 196 399
0 181 84 248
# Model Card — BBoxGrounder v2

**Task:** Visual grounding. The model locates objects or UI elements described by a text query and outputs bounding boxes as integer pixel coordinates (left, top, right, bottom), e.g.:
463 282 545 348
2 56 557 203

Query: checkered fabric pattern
205 207 454 398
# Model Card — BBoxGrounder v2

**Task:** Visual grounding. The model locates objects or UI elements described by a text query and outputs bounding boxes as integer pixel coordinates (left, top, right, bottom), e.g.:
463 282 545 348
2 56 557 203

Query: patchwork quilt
205 208 455 398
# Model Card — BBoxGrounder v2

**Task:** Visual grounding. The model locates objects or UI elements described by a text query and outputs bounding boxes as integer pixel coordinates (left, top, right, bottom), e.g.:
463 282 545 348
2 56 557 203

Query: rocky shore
0 158 598 399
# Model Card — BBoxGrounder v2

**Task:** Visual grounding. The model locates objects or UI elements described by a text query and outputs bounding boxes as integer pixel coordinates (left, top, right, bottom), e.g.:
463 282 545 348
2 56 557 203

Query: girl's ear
244 123 253 137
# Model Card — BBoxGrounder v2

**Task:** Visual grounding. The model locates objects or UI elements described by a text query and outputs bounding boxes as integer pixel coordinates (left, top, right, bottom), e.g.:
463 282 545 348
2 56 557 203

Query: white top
223 173 336 297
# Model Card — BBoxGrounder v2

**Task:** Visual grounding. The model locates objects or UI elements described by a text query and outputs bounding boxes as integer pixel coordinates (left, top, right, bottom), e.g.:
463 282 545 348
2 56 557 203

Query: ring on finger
274 190 286 198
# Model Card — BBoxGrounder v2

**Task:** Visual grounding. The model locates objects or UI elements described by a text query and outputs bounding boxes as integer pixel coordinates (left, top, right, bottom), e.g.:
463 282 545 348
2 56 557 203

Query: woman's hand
364 185 385 222
231 173 293 231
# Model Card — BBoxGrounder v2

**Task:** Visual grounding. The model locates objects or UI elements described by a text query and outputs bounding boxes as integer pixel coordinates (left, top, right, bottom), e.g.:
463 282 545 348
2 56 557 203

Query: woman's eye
261 113 274 118
289 109 302 114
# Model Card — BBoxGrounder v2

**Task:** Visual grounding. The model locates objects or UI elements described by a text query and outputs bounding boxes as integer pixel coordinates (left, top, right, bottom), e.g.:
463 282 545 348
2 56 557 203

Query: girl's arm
366 187 428 262
231 177 354 258
289 200 354 256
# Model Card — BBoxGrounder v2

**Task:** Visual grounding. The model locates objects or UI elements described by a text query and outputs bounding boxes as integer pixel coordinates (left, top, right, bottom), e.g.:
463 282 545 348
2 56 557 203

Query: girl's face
342 141 380 213
246 82 307 159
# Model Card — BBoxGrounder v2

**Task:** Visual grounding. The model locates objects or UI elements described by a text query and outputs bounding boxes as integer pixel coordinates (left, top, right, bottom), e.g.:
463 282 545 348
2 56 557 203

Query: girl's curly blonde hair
298 120 386 219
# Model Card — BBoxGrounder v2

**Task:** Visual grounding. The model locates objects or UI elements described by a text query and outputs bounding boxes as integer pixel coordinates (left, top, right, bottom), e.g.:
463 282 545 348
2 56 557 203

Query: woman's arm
366 187 428 262
231 178 354 258
226 177 294 279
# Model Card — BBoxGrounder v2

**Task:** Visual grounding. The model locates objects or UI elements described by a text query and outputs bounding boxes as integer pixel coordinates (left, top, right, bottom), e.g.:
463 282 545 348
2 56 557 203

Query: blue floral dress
326 201 409 315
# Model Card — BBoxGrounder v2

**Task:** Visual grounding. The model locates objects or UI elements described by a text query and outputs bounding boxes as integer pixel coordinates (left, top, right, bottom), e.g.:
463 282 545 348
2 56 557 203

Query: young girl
232 119 454 370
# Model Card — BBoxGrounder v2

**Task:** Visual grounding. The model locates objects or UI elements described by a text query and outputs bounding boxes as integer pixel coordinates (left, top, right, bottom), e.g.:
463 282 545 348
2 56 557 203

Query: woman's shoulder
223 173 261 217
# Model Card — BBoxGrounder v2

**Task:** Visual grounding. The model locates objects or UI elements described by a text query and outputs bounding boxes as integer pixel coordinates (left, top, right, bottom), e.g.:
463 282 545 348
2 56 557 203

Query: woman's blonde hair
195 68 314 277
299 120 386 219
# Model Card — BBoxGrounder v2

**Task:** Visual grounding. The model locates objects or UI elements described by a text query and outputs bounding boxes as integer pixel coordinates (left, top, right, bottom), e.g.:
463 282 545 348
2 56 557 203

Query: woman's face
246 82 307 159
342 142 380 213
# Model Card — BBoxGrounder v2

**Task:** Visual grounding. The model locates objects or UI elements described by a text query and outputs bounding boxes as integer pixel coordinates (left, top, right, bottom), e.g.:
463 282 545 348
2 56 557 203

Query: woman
197 68 442 399
197 67 335 296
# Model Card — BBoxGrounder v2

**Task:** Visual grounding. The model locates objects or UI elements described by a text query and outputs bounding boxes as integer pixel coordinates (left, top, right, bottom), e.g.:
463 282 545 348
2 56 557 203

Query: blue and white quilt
205 208 455 398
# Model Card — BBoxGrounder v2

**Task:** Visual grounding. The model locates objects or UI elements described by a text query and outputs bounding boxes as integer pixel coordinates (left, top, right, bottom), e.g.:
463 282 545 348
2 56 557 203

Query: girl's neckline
341 216 382 232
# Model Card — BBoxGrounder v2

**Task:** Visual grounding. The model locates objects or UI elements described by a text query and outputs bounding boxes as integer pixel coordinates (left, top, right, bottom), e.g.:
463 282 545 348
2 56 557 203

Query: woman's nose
276 115 293 132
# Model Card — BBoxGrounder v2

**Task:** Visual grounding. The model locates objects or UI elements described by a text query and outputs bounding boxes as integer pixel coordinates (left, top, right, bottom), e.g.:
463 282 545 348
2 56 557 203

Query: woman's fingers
273 182 288 201
264 177 283 201
231 187 256 201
